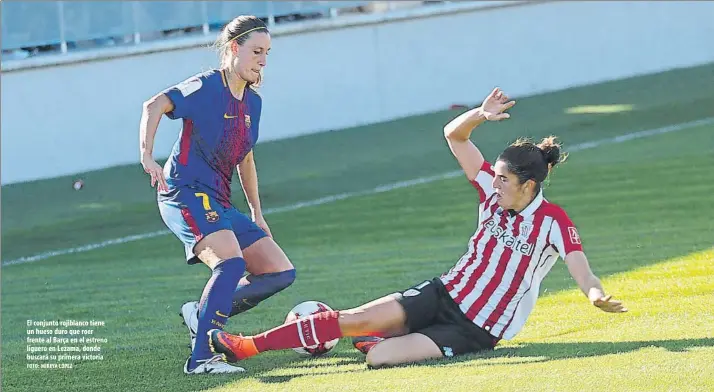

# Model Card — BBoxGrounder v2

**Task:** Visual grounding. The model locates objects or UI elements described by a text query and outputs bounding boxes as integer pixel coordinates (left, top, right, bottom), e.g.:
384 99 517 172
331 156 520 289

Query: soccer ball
284 300 340 357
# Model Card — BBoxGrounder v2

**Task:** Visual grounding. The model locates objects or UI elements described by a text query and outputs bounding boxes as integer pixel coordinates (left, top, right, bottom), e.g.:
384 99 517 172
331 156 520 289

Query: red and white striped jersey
440 161 583 340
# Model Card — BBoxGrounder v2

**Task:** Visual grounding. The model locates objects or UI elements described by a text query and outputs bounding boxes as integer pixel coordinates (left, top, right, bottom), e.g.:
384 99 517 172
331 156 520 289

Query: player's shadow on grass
245 337 714 383
246 350 369 384
398 337 714 370
257 368 364 384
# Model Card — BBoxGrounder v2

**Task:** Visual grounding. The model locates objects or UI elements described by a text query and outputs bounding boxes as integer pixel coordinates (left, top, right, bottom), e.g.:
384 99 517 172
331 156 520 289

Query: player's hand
592 295 628 313
253 213 273 238
141 153 169 192
480 88 516 121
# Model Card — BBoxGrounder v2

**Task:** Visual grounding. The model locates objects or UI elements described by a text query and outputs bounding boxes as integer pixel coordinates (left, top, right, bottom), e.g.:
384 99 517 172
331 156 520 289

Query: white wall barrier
2 1 714 184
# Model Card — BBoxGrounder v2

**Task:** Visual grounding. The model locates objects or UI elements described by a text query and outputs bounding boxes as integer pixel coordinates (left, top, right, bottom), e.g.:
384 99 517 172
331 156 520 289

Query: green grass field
2 63 714 392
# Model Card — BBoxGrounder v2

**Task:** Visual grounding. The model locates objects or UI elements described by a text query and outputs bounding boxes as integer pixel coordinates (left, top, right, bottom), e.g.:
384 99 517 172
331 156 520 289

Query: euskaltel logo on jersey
484 218 535 256
568 227 581 244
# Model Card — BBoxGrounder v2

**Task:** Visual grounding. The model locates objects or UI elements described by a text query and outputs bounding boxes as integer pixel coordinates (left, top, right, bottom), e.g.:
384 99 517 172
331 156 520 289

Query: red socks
253 311 342 352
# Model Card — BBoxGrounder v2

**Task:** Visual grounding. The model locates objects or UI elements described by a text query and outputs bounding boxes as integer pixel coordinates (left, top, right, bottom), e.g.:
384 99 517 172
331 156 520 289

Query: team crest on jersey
205 211 220 223
519 222 533 238
244 114 251 128
568 227 581 244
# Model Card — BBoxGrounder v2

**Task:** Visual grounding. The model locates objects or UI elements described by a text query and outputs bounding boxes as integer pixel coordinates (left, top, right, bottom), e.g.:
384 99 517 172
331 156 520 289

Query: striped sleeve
548 206 584 260
469 161 496 204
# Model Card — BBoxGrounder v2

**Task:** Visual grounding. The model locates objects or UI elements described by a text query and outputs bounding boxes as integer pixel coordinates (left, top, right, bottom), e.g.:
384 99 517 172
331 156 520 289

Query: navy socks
230 269 296 316
189 256 245 370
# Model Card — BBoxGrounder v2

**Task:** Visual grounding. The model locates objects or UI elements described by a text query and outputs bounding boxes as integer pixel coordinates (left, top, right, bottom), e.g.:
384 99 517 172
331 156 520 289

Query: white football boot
179 301 199 350
183 354 245 375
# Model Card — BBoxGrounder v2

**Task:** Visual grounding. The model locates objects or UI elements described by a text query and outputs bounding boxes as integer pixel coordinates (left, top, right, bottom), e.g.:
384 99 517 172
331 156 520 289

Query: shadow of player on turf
363 337 714 371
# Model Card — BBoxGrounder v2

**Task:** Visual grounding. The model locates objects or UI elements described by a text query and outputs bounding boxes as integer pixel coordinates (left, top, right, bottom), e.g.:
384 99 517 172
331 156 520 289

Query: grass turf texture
2 63 713 391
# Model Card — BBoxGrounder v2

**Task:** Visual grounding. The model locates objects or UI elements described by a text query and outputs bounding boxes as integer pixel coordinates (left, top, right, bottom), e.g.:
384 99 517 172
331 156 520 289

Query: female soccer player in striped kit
139 16 296 374
208 88 627 368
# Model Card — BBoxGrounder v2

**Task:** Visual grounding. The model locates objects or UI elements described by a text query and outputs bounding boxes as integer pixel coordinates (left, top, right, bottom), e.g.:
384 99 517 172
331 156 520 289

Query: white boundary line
3 117 713 267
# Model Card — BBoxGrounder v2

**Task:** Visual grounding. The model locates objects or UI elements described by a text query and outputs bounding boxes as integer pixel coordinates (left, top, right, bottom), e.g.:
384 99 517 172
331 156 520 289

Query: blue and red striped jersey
160 69 261 207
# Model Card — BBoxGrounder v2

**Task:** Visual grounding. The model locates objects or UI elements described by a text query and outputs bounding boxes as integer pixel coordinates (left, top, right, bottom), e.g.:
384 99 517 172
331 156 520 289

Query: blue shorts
158 186 267 264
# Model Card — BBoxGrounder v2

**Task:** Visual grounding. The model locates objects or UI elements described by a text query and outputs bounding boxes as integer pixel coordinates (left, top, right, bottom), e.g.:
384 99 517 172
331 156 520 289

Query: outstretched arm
565 251 628 313
443 88 515 180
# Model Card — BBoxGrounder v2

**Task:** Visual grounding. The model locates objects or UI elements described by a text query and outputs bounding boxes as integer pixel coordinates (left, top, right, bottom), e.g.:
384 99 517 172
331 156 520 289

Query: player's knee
198 248 240 268
365 342 391 369
196 249 222 267
231 269 296 315
259 269 296 297
278 269 296 290
214 256 246 280
195 230 242 266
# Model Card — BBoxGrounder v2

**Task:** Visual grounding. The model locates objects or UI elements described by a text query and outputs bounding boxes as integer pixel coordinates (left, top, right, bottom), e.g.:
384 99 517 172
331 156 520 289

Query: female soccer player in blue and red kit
139 15 295 374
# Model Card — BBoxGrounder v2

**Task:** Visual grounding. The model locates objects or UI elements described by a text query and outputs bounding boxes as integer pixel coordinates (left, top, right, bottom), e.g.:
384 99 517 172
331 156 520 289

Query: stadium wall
2 1 714 185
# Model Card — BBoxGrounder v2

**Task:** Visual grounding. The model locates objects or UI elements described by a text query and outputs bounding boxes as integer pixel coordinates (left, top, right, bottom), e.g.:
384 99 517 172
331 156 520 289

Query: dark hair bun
537 136 564 169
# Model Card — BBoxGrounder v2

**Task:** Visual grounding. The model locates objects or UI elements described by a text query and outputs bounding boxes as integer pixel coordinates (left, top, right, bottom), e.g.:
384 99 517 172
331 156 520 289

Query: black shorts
395 278 499 357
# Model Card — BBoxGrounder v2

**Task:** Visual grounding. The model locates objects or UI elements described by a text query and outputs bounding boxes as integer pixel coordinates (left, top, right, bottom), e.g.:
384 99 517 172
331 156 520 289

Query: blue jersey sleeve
162 75 205 120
